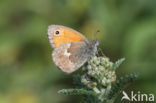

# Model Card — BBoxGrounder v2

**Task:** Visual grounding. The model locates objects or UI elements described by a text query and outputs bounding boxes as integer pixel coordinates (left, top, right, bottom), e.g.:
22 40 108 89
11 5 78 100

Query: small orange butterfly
47 25 99 73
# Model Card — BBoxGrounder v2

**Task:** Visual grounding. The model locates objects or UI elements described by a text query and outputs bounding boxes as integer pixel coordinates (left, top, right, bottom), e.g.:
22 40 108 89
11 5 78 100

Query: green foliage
110 58 125 71
58 89 96 96
108 73 139 100
58 56 138 103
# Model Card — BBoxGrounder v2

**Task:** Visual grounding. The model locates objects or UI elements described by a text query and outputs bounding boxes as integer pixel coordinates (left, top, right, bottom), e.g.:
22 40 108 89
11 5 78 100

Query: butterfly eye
55 31 60 35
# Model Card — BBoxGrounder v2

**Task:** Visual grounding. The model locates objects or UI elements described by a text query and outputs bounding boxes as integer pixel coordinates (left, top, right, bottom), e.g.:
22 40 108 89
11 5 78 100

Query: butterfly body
47 25 98 73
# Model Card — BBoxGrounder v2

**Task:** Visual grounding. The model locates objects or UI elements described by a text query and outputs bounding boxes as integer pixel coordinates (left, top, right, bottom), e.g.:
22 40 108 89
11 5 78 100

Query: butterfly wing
47 25 87 48
47 25 99 73
52 41 90 73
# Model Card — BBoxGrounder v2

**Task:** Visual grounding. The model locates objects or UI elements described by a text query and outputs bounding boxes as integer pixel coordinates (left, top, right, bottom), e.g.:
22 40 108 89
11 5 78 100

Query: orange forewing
52 28 86 48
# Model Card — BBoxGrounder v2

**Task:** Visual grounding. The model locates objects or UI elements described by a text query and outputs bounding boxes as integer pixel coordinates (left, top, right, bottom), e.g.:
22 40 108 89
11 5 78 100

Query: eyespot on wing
47 25 87 48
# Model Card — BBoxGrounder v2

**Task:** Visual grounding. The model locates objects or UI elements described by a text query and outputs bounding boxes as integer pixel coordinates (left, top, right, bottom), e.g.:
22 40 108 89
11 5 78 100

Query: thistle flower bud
87 82 97 88
81 56 117 101
81 75 89 85
87 65 92 70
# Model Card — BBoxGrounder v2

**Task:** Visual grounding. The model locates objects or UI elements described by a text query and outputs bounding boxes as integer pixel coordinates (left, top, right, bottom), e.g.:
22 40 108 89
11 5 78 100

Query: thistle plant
58 56 138 103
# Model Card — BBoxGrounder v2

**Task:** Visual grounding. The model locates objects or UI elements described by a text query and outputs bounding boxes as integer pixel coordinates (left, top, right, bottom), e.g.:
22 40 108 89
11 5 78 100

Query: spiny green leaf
108 73 139 99
111 58 125 70
58 89 97 96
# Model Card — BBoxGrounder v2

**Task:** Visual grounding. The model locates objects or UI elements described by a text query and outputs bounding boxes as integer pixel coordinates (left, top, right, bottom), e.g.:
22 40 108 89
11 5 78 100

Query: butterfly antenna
91 25 100 39
91 27 95 40
95 29 100 39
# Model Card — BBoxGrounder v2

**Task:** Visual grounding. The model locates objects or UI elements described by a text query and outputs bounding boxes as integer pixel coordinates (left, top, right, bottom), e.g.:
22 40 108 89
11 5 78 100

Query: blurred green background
0 0 156 103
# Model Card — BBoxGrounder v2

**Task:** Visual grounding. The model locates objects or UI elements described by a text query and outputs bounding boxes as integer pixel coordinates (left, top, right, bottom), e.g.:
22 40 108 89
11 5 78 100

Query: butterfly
47 25 99 73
